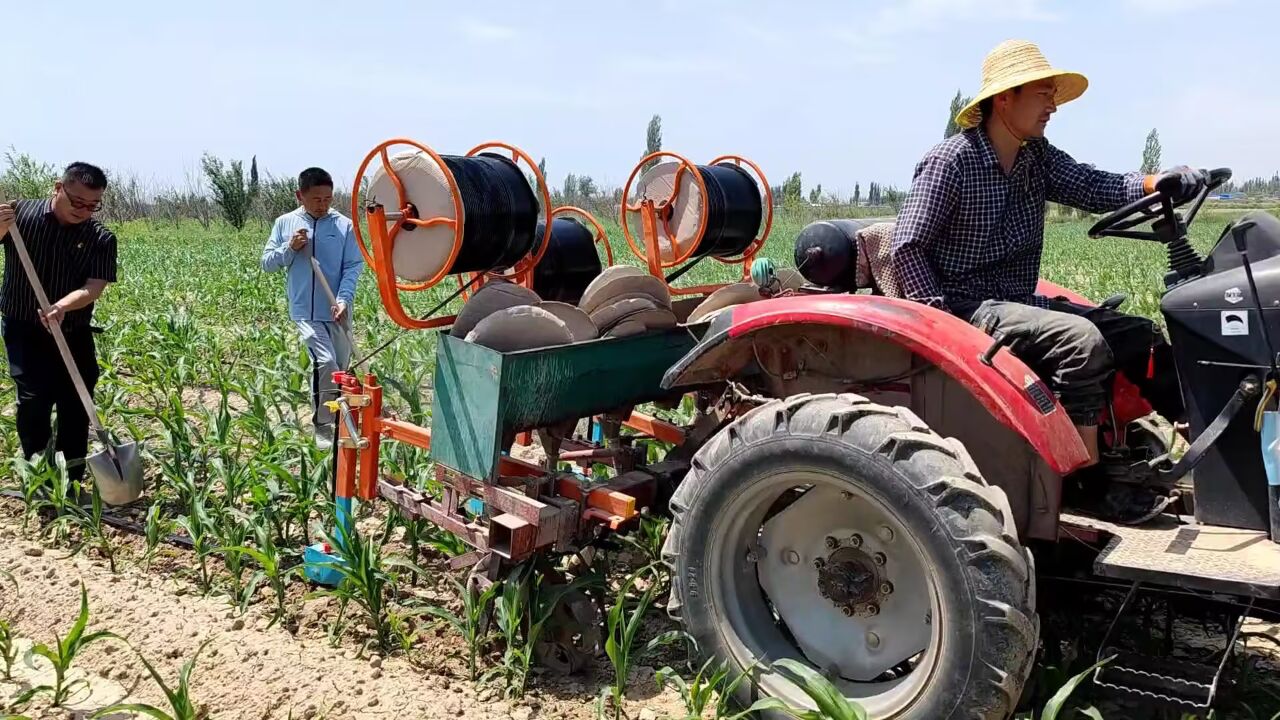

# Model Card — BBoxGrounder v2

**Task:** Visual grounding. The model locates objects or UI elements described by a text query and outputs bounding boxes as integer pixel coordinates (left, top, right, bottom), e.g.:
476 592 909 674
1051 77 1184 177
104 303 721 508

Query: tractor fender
663 294 1091 475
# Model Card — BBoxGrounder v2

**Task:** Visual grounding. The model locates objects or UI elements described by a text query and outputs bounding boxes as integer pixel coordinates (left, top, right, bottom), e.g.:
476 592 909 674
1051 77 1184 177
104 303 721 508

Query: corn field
0 168 1276 716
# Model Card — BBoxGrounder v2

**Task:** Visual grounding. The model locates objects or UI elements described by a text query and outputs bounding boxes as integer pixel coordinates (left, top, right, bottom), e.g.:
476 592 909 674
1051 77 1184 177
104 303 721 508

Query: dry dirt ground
0 508 689 720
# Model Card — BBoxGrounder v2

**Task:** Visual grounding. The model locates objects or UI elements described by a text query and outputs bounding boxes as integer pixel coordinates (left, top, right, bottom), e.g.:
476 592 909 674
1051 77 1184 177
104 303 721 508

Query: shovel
302 229 357 368
6 223 143 506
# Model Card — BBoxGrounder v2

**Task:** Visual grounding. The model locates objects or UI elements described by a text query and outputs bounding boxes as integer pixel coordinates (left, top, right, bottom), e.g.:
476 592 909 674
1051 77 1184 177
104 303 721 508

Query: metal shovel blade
86 440 144 506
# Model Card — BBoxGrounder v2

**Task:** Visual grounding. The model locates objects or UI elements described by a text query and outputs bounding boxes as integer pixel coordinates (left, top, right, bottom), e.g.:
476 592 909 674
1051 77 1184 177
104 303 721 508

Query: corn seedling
422 525 469 559
618 513 669 567
11 455 57 530
217 518 300 626
16 454 78 543
598 563 693 720
67 485 118 573
91 637 212 720
1016 655 1114 720
657 655 758 720
481 565 593 699
311 510 425 652
15 582 121 708
520 570 597 697
739 658 867 720
424 573 499 681
142 503 176 571
174 490 217 595
211 508 253 604
0 616 19 680
481 567 529 695
0 567 19 679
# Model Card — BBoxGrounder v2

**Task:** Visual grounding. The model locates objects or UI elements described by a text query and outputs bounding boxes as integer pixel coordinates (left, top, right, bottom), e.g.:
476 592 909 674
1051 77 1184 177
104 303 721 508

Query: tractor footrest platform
1060 512 1280 599
1093 651 1218 712
1090 581 1249 713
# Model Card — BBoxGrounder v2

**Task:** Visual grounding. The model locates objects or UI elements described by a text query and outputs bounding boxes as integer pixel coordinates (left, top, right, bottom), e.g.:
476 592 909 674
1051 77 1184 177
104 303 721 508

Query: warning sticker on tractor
1222 310 1249 336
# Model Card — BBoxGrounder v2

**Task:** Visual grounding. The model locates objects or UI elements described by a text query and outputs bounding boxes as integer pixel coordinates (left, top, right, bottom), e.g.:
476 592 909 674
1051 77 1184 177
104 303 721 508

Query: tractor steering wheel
1087 167 1231 242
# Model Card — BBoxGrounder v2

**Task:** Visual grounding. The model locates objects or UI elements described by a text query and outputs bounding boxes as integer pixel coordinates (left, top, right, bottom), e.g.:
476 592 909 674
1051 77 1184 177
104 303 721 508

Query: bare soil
0 505 689 720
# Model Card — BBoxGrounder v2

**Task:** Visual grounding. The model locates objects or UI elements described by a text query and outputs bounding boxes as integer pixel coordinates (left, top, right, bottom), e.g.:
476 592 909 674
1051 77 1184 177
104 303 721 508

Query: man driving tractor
890 39 1207 524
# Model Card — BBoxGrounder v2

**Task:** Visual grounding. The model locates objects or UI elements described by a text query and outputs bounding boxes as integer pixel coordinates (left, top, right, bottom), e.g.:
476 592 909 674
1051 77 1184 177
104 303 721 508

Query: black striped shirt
1 199 117 330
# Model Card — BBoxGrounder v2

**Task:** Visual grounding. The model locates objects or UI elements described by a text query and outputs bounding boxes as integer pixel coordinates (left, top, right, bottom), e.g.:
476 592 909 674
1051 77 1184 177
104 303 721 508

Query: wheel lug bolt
848 533 863 548
880 581 894 595
842 605 854 617
866 603 880 616
824 536 839 549
814 558 826 569
873 552 887 567
878 526 895 543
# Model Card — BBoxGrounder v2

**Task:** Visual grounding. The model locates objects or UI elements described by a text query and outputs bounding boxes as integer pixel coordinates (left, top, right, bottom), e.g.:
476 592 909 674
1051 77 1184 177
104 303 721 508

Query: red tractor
341 144 1276 718
656 167 1280 717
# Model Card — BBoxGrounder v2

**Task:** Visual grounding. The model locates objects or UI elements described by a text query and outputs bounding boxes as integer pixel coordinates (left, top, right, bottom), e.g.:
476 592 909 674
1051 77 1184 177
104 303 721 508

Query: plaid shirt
890 126 1146 310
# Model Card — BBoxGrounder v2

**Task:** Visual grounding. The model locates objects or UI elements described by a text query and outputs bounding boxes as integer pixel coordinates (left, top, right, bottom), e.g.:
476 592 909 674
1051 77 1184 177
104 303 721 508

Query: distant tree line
0 146 352 230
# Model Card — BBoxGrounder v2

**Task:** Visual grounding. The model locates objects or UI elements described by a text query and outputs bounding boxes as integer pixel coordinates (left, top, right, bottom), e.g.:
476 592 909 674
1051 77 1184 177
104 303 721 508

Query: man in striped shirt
0 162 117 483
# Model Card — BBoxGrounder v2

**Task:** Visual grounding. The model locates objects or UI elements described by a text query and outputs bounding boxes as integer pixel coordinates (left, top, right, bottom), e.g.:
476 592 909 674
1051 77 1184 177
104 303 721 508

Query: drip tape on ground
0 489 195 549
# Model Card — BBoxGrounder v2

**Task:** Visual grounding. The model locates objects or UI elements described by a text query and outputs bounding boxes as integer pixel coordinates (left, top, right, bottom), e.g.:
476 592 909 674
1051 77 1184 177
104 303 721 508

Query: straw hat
955 40 1088 129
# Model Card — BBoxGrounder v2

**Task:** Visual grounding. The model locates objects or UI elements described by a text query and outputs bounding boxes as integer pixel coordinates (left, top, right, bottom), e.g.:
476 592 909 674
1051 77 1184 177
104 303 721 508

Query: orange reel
620 151 709 270
351 138 552 328
619 151 772 296
706 155 773 265
552 205 614 266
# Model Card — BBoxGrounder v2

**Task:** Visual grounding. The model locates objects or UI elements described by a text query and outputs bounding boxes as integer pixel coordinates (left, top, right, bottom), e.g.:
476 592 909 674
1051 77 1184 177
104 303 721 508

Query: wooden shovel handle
6 223 107 437
309 256 357 355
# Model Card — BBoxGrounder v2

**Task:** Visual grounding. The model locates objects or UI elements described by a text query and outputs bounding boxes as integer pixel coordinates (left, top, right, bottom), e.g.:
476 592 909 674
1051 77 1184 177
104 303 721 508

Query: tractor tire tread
661 392 1036 720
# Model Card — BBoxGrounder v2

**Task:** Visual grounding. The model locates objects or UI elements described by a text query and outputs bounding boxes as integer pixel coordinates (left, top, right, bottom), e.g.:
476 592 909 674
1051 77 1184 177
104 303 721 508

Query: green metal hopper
430 324 705 482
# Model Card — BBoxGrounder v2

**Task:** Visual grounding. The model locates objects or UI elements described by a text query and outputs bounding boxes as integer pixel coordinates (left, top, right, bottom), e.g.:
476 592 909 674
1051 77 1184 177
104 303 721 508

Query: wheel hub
816 548 879 610
755 484 933 682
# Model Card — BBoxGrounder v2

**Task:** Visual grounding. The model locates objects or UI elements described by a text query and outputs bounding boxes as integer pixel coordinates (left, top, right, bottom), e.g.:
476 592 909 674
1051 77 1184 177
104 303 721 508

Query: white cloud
458 19 519 43
826 0 1060 65
872 0 1060 36
1122 0 1223 11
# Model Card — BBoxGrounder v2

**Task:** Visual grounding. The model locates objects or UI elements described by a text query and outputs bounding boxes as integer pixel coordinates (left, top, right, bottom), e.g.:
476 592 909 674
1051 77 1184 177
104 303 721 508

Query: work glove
1150 166 1209 202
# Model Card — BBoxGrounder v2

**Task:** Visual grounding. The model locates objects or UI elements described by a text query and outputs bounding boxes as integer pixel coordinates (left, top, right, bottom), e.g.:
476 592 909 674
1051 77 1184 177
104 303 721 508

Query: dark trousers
2 318 99 481
956 299 1184 426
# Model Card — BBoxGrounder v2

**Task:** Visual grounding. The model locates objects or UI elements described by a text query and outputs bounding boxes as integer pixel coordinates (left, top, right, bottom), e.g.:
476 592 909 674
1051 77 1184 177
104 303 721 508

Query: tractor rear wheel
662 393 1038 719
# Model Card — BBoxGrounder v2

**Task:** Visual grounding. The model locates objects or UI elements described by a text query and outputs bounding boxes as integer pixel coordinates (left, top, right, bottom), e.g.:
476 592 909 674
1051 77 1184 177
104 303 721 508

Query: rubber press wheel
661 393 1038 720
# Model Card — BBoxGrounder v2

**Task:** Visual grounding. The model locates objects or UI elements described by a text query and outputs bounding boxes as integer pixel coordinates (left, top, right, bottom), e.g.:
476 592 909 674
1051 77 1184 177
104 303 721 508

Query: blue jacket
261 207 364 322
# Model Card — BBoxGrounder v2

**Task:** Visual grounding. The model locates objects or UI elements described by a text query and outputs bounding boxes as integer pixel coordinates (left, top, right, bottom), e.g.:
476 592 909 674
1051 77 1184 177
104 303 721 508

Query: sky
5 0 1277 199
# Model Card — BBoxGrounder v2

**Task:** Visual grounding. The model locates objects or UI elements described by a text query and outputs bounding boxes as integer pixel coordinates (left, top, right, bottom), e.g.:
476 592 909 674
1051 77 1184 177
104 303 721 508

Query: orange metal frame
351 138 553 329
340 141 699 544
334 372 686 513
619 151 773 298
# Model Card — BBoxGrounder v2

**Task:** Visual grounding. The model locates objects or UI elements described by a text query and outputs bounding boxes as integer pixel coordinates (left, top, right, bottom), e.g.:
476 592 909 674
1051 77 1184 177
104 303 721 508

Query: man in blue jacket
261 167 363 448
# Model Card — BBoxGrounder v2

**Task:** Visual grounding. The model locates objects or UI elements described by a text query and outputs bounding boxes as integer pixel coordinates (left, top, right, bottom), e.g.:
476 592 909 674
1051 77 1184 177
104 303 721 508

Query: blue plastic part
335 497 354 542
304 496 354 587
465 497 485 517
590 419 603 443
303 543 345 586
1262 411 1280 487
